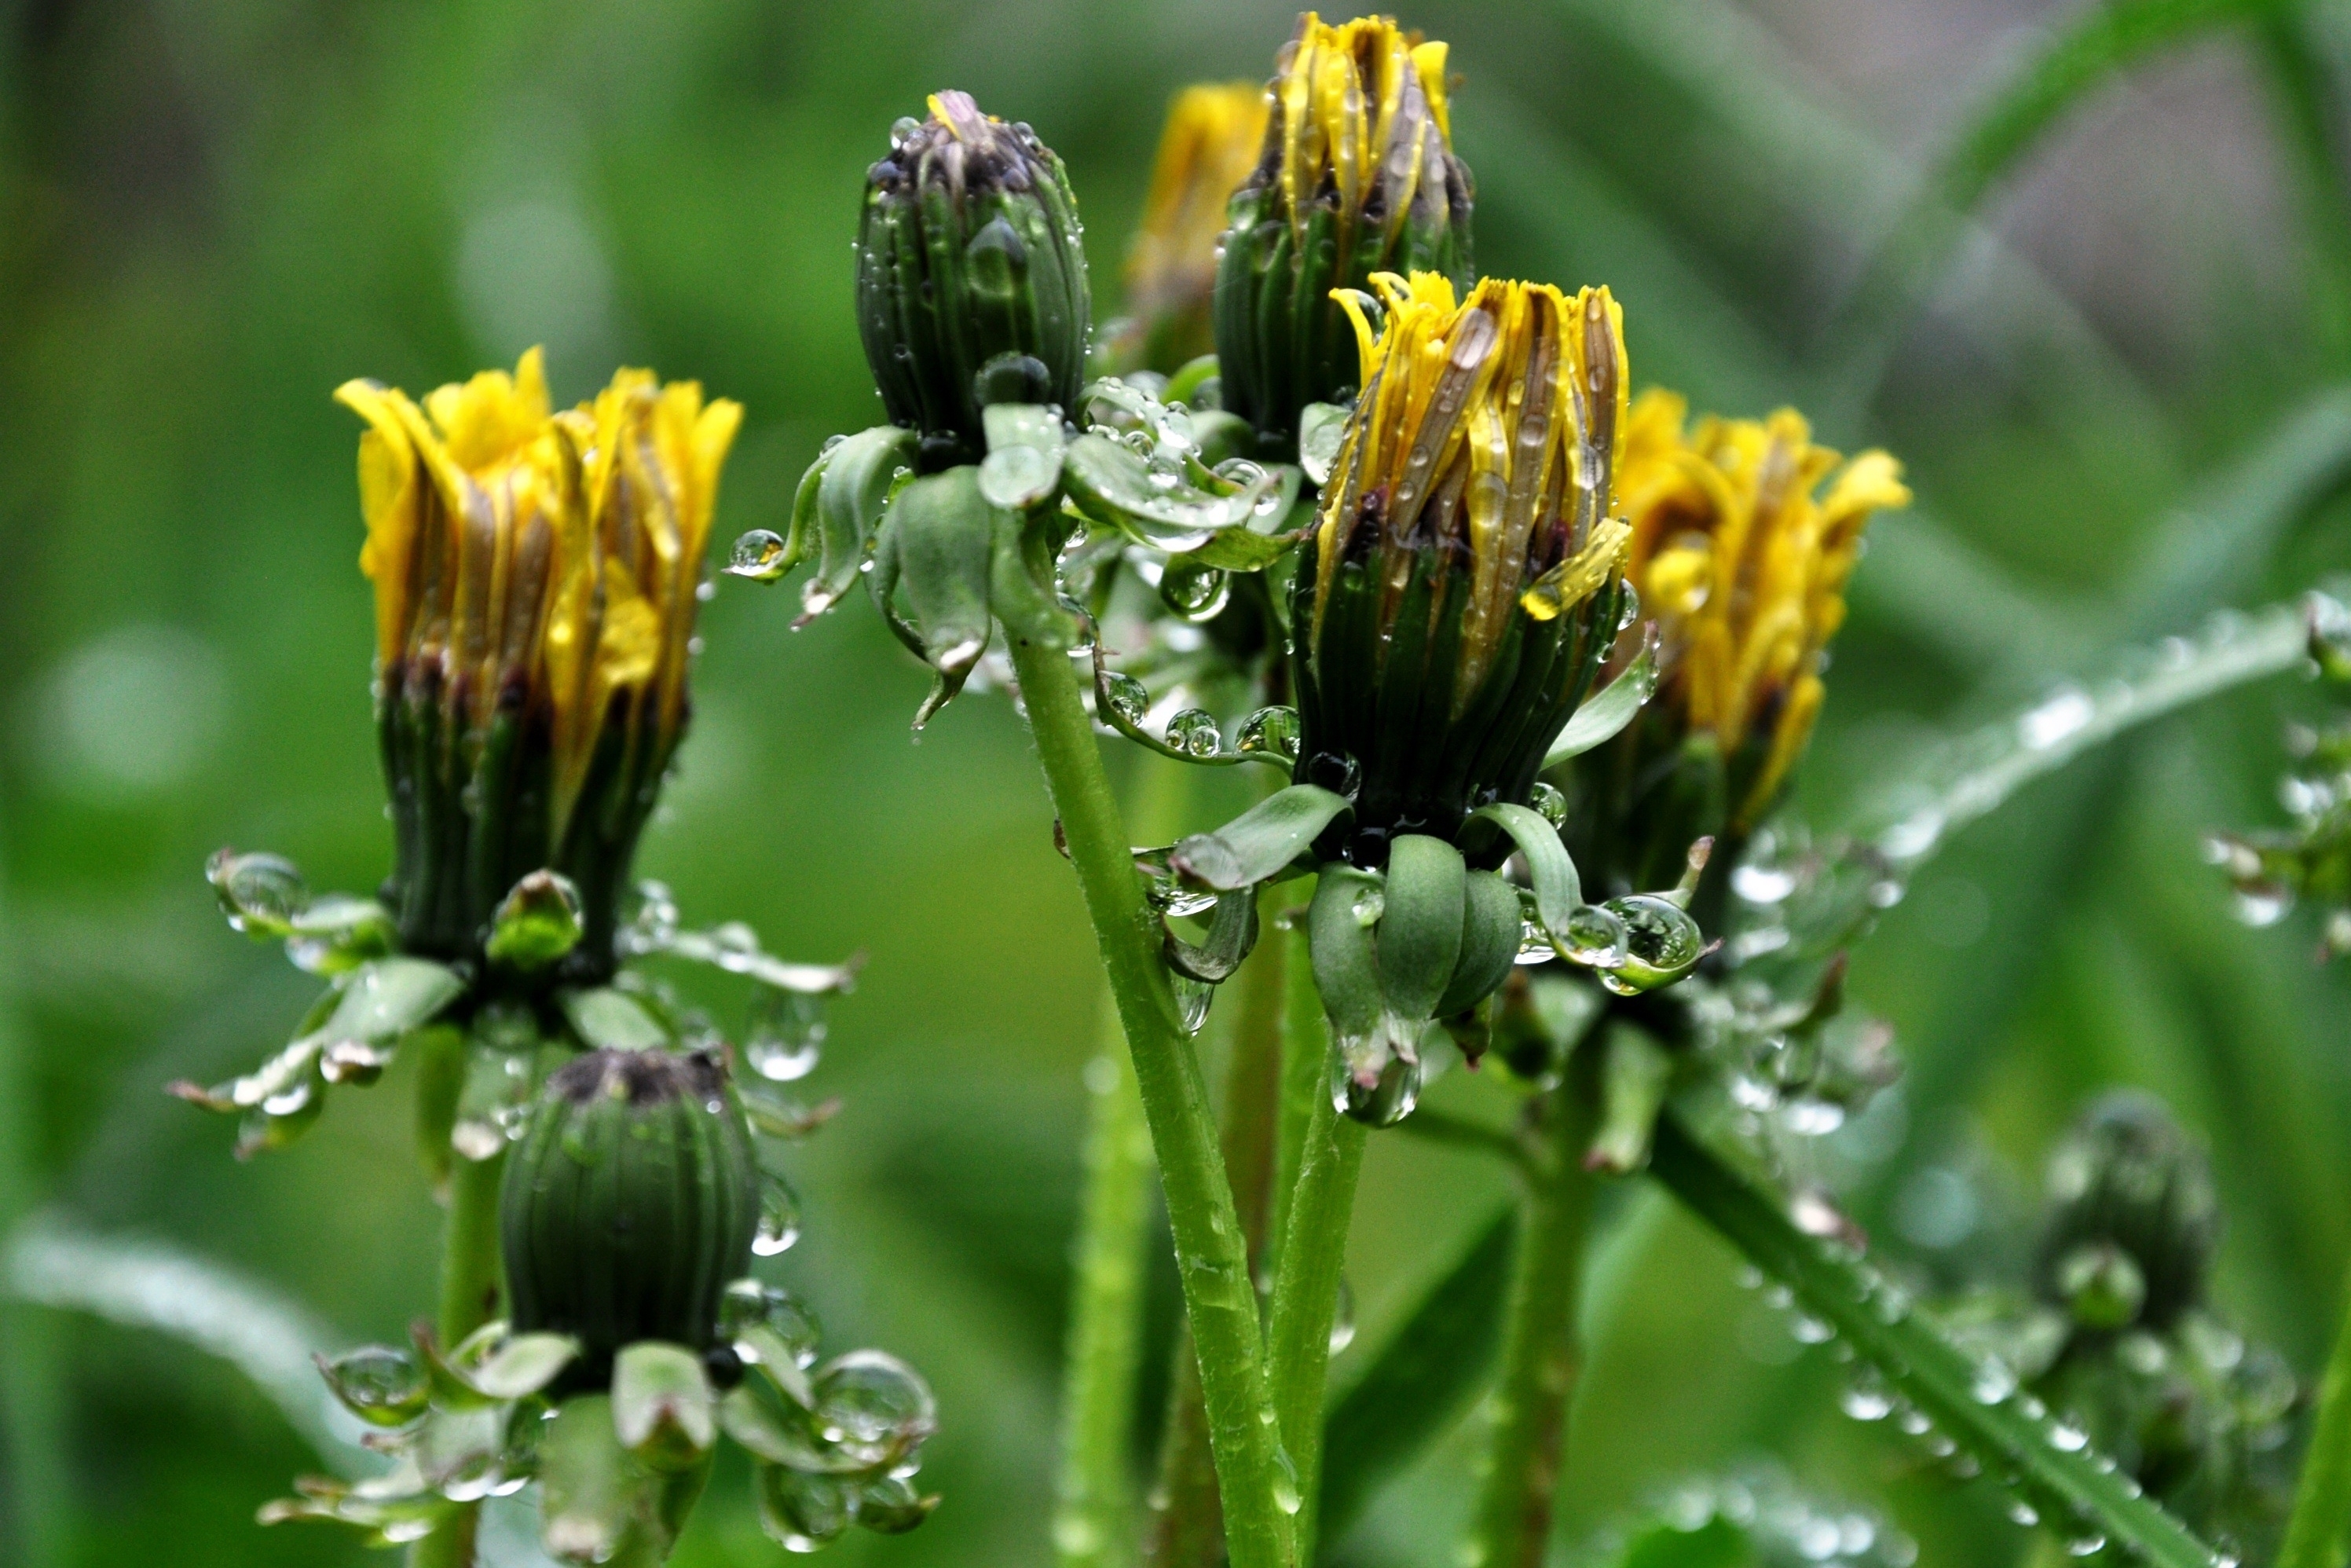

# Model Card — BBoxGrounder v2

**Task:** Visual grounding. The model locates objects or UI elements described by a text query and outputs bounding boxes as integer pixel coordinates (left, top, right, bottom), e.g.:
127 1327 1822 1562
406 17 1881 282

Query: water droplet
1790 1313 1834 1345
1100 672 1150 727
815 1349 936 1467
2019 686 2094 749
1839 1379 1893 1422
746 989 826 1083
1235 706 1302 762
2047 1422 2088 1453
727 529 791 582
755 1169 802 1255
979 441 1062 511
1731 863 1797 904
2009 1501 2041 1528
1329 1277 1356 1354
2065 1537 2106 1558
1529 780 1568 827
1971 1357 2019 1405
1166 709 1223 758
1271 1449 1302 1515
1555 903 1627 969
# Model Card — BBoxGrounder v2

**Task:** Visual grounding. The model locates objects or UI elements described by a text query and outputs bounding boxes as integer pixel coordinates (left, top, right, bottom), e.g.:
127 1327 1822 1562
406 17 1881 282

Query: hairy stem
1058 761 1192 1568
1265 1072 1366 1566
1144 881 1295 1567
1650 1109 2218 1568
2280 1257 2351 1568
1463 1068 1601 1568
1008 634 1292 1568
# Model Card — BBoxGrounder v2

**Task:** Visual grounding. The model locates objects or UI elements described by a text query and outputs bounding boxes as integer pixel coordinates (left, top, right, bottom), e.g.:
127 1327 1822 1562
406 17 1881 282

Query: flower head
335 349 740 972
1115 82 1270 373
1293 271 1631 854
1215 13 1474 449
1618 390 1909 832
857 90 1090 466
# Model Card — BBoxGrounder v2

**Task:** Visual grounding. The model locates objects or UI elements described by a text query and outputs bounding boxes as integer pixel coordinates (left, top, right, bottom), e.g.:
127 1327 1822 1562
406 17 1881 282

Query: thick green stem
1007 634 1293 1568
1269 913 1326 1282
1057 762 1192 1568
1144 879 1296 1568
2280 1257 2351 1568
1264 1074 1366 1566
438 1149 507 1346
1463 1068 1601 1568
412 1150 506 1568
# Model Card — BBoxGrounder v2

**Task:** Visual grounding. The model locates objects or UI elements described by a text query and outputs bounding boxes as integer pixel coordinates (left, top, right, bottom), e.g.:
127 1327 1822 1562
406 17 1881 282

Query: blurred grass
5 0 2351 1565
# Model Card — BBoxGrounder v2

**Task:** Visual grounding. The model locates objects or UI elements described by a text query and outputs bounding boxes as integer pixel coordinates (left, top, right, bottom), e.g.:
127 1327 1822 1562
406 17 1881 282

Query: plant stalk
1007 633 1293 1568
438 1148 507 1346
1144 877 1295 1567
1463 1063 1601 1568
1058 760 1191 1568
2280 1255 2351 1568
1264 1070 1366 1566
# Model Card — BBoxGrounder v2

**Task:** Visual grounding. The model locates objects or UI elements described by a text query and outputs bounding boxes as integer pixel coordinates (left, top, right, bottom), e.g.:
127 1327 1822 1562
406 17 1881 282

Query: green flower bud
1214 13 1473 452
1291 273 1631 856
858 90 1090 468
501 1048 760 1381
2036 1093 2218 1332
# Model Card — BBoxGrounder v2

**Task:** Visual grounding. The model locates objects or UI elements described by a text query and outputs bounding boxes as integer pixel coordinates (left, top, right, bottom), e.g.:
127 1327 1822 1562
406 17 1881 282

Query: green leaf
612 1342 716 1472
1060 432 1280 549
1648 1111 2221 1568
1319 1203 1514 1543
314 957 465 1050
977 402 1067 511
284 894 394 976
1543 629 1659 767
1168 784 1352 891
561 987 672 1053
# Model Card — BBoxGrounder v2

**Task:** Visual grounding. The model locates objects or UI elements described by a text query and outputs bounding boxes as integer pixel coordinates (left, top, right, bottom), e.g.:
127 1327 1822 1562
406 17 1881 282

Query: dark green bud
502 1048 760 1381
857 90 1090 467
2035 1093 2218 1332
1212 16 1473 453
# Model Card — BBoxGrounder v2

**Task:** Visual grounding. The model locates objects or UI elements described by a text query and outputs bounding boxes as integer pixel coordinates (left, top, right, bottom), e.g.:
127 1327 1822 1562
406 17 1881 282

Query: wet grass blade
4 1221 356 1470
1650 1111 2223 1568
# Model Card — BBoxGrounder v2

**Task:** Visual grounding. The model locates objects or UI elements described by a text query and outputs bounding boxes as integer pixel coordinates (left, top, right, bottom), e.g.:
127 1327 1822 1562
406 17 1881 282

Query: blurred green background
6 0 2351 1563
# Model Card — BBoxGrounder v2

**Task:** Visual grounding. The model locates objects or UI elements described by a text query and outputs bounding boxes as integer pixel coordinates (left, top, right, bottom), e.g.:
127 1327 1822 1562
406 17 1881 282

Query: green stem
2280 1257 2351 1568
1264 1072 1366 1566
437 1149 507 1346
1057 761 1193 1568
1006 633 1293 1568
1649 1110 2219 1568
1463 1070 1601 1568
1268 912 1326 1282
1144 877 1297 1568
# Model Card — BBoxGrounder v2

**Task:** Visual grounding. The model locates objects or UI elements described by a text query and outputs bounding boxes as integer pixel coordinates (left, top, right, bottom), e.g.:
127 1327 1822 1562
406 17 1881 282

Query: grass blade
1650 1111 2225 1568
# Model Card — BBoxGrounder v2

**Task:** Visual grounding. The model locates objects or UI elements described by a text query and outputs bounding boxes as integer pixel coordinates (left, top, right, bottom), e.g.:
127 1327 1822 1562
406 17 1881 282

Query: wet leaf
612 1342 716 1471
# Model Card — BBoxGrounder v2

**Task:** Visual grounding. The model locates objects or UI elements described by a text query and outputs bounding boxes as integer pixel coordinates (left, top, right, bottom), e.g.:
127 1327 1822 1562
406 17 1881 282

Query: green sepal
1543 628 1661 767
285 893 395 976
721 1385 834 1470
737 1323 819 1410
485 870 584 973
1180 464 1307 572
1461 804 1584 937
413 1319 579 1408
1060 432 1280 548
612 1342 717 1473
1168 783 1353 891
889 465 998 680
976 402 1067 511
1375 834 1467 1022
1436 870 1523 1019
539 1394 665 1565
799 426 919 625
1308 866 1386 1042
561 987 672 1053
1163 888 1261 985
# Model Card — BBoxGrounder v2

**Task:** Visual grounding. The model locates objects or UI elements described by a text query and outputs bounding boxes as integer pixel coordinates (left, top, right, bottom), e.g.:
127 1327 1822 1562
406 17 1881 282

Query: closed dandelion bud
858 90 1090 467
1110 82 1270 375
1293 272 1631 855
1580 391 1907 894
337 351 740 976
2036 1092 2218 1332
501 1048 760 1380
1215 13 1473 452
